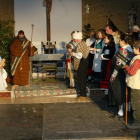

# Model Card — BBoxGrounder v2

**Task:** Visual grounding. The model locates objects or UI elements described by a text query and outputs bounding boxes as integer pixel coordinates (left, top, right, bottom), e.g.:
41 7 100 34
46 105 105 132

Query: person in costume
106 18 120 52
65 43 75 88
86 30 96 82
100 34 115 95
123 40 140 128
91 29 106 82
10 30 34 86
69 31 90 101
110 34 134 118
0 57 7 91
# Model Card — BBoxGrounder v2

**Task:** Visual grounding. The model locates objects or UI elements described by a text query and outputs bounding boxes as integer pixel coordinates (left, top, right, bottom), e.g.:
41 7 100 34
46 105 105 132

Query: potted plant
0 20 14 83
82 23 94 39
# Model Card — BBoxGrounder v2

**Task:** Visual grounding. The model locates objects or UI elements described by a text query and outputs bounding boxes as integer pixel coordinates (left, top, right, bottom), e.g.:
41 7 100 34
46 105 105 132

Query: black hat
106 18 118 32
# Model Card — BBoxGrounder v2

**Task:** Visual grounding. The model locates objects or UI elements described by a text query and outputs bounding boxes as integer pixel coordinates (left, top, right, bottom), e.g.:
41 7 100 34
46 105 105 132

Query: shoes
101 95 108 100
75 96 89 101
87 79 92 82
67 86 74 89
109 114 124 118
92 78 100 83
127 122 140 130
115 115 124 118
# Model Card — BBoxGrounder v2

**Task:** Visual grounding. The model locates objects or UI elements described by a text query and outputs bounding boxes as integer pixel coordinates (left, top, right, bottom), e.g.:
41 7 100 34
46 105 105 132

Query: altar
31 54 66 80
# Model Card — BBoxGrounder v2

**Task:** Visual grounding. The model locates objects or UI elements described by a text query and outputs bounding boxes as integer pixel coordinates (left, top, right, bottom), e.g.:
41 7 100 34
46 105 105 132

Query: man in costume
10 30 34 86
70 31 90 101
105 18 120 53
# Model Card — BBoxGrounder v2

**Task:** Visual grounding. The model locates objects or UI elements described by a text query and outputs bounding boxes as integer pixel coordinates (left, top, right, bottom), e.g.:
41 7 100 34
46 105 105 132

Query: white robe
0 57 7 91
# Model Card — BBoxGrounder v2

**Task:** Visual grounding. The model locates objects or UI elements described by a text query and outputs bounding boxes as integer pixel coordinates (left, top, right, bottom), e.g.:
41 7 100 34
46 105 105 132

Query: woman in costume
92 29 106 82
110 34 134 118
86 30 96 82
100 34 115 95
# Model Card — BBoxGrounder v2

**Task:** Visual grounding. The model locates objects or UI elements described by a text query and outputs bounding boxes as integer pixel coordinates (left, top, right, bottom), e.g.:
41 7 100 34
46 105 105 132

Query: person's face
133 47 140 55
67 48 72 53
105 36 109 44
98 32 103 39
119 39 126 47
106 26 113 35
73 39 81 43
90 32 95 38
18 34 24 39
132 28 139 33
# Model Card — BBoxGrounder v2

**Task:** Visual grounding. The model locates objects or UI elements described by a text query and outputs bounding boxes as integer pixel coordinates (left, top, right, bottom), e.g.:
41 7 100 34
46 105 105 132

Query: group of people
65 24 140 128
0 23 140 128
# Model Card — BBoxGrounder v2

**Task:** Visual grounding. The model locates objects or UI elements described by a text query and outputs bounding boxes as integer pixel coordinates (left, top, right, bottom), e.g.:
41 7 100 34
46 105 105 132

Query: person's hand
122 65 127 69
90 48 94 51
93 48 97 52
30 42 33 48
110 76 115 82
0 65 3 69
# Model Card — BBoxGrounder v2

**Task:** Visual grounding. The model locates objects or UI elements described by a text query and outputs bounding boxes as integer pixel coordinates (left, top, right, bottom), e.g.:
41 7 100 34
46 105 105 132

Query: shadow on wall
56 41 67 53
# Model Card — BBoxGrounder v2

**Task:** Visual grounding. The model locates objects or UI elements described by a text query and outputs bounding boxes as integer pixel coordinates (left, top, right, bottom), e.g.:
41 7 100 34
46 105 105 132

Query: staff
29 24 35 84
125 86 128 125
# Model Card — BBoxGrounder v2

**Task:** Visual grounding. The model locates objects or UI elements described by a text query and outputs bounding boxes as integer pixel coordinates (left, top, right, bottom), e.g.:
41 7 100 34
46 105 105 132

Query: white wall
14 0 82 54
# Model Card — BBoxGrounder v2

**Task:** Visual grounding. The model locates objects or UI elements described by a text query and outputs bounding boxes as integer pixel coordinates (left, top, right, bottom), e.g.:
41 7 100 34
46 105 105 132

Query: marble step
0 91 15 98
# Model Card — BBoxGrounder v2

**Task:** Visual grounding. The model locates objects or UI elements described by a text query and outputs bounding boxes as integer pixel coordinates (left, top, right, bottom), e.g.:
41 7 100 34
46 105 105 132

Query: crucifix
43 0 52 41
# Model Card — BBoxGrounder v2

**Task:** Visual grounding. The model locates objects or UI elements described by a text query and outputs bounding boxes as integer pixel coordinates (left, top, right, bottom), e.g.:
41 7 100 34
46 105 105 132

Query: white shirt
86 38 96 47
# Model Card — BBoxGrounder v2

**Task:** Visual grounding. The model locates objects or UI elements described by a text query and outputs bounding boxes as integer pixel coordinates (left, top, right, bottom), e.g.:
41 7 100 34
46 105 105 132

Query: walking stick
29 24 35 84
125 86 128 125
64 68 67 79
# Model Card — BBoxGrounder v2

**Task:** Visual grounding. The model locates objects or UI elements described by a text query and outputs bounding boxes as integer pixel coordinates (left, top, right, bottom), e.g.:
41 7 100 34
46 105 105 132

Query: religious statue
128 2 137 31
85 4 90 14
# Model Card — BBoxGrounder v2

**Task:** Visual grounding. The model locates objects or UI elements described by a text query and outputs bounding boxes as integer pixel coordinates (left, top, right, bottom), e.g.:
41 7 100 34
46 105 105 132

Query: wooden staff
29 24 35 84
69 55 73 86
31 24 35 42
125 86 128 125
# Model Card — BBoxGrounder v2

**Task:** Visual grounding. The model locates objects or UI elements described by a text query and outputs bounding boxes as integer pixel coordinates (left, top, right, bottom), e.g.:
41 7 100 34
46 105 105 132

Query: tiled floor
0 102 139 140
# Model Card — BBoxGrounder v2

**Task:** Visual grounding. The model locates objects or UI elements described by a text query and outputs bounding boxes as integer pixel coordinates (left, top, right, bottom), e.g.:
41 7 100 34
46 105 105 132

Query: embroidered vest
126 55 140 89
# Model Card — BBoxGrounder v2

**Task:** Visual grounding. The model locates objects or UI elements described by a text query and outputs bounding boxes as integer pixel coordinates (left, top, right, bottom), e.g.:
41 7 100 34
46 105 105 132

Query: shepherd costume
73 31 90 97
10 35 34 86
125 55 140 125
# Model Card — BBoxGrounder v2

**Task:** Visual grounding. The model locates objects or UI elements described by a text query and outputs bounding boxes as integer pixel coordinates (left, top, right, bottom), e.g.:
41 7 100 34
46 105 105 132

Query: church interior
0 0 140 139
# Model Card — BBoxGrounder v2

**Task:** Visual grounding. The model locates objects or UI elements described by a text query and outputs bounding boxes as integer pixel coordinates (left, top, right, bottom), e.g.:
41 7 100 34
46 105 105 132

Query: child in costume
65 43 75 88
0 57 7 91
123 40 140 128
